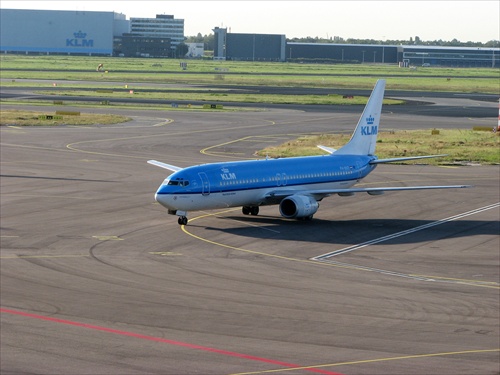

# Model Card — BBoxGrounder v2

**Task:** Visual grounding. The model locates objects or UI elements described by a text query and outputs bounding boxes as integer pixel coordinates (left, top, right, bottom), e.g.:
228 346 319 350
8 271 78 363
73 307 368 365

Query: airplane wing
147 160 183 172
264 184 472 201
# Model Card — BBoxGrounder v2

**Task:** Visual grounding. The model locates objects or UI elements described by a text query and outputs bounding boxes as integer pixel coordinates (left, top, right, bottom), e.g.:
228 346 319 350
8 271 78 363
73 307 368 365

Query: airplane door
356 161 362 178
199 172 210 196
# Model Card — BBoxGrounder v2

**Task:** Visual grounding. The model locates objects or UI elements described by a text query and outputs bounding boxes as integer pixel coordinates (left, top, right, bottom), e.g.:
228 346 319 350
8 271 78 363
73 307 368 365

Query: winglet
147 160 183 172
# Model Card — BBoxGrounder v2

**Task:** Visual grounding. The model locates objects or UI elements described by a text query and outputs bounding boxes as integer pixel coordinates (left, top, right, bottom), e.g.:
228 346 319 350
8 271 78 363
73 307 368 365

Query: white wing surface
147 160 183 172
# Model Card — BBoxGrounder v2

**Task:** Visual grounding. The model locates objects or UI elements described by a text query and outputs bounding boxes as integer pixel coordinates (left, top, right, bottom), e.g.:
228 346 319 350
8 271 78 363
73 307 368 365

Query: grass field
0 109 130 126
1 55 499 93
257 129 500 165
30 89 404 106
1 55 498 76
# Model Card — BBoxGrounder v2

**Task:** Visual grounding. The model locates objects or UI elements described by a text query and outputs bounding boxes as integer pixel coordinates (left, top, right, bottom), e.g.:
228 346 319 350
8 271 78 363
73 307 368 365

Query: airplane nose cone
155 192 173 210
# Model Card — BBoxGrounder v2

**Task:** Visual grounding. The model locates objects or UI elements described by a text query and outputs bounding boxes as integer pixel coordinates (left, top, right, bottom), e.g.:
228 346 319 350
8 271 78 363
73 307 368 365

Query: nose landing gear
170 210 188 225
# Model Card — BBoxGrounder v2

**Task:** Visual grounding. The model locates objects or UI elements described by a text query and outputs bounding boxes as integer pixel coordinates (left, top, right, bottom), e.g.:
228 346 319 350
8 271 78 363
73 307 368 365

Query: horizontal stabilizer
370 154 448 164
147 160 183 172
317 145 337 154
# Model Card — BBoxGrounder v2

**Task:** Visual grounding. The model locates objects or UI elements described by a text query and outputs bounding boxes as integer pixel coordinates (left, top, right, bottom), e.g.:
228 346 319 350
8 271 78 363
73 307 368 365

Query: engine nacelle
279 195 319 219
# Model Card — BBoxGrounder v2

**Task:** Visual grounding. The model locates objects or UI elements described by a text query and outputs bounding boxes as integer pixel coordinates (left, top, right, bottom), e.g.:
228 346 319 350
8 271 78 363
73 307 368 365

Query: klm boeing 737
149 80 470 225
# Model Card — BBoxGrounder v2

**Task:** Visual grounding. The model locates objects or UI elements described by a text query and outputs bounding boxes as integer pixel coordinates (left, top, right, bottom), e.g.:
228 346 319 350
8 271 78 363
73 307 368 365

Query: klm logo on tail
361 115 377 135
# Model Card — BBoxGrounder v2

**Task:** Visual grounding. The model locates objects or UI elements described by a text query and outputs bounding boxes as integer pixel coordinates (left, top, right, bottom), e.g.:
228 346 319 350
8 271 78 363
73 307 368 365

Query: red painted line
1 308 344 375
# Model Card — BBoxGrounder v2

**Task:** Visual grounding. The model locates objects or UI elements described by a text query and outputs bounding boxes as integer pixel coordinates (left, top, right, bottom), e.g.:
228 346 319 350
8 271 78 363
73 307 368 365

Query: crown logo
73 30 87 39
366 115 374 125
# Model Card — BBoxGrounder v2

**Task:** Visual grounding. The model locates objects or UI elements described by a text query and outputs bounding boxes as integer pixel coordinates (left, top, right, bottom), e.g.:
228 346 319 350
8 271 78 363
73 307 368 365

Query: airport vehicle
148 80 469 225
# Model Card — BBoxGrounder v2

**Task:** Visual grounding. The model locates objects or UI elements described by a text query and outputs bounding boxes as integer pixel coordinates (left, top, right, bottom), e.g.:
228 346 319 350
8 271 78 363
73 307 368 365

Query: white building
185 43 204 58
129 14 184 52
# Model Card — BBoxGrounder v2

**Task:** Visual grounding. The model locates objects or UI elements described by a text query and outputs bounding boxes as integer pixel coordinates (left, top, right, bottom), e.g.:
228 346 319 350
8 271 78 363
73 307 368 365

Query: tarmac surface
1 98 499 374
1 81 499 117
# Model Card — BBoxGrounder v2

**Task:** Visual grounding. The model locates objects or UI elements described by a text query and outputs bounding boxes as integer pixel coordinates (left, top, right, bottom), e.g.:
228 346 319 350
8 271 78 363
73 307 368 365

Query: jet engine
279 195 319 220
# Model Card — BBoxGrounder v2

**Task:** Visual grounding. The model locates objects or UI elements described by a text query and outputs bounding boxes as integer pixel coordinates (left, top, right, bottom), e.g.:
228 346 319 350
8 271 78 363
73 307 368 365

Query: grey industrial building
115 34 172 58
213 27 286 62
213 27 499 67
398 45 499 68
286 42 397 64
285 43 498 67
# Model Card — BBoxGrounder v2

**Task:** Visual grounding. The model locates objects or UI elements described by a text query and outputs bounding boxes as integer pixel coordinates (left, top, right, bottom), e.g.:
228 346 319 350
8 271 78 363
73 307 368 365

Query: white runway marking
312 202 499 261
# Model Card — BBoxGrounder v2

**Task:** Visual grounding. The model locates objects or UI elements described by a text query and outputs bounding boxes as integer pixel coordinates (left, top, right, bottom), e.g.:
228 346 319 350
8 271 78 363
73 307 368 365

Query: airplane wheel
178 216 188 225
250 206 259 215
242 206 251 215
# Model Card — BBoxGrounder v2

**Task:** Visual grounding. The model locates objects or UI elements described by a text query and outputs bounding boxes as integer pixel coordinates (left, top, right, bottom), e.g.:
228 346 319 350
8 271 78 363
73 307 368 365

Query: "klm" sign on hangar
66 30 94 47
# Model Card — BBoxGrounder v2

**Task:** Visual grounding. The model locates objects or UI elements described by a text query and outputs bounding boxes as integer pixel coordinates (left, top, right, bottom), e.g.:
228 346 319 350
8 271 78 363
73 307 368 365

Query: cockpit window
167 179 189 187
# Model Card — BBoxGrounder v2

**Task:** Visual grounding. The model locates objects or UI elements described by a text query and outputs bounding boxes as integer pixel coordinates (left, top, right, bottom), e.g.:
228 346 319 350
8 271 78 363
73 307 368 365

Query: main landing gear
176 207 259 226
242 206 259 216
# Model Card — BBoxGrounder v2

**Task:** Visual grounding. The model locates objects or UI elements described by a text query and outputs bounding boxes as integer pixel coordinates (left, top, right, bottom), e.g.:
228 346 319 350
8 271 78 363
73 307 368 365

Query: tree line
185 33 499 49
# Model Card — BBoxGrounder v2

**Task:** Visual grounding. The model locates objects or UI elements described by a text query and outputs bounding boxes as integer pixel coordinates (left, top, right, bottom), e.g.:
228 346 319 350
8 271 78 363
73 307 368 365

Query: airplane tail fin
335 79 386 156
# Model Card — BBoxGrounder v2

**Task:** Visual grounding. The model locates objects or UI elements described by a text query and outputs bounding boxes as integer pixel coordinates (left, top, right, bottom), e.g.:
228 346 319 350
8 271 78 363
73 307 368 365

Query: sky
2 0 499 43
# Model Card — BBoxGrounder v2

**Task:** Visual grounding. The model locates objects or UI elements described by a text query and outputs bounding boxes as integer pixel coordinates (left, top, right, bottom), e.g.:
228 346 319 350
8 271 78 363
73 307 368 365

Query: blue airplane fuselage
155 154 377 211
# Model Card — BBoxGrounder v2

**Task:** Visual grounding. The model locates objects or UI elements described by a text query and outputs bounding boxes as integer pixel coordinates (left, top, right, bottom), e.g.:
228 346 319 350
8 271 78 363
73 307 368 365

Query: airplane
148 80 470 225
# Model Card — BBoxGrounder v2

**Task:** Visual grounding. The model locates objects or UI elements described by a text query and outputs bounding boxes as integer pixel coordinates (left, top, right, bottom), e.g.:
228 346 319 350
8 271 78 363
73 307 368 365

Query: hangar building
287 43 397 64
286 43 499 67
0 9 129 55
214 27 286 62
